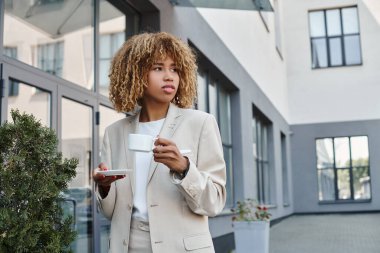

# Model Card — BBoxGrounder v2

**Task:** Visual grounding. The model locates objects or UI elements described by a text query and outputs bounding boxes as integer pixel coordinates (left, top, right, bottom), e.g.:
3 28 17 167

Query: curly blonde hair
108 32 198 112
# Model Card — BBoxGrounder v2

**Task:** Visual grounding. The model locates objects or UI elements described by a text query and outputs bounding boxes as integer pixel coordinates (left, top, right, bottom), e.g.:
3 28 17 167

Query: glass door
59 88 96 253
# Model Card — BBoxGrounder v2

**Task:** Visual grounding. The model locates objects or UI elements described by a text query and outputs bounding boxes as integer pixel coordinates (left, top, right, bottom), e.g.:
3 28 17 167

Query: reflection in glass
7 80 51 127
326 9 341 36
37 42 64 77
219 87 231 144
316 138 334 169
252 118 257 157
223 146 233 208
208 81 218 120
353 167 370 200
99 105 125 253
329 38 343 66
253 110 271 205
351 136 369 166
309 11 325 37
62 98 92 252
4 0 94 89
342 7 359 34
196 71 207 112
99 0 140 97
219 86 233 207
337 169 351 199
318 169 335 201
311 38 328 68
317 136 371 202
334 137 350 168
344 35 361 65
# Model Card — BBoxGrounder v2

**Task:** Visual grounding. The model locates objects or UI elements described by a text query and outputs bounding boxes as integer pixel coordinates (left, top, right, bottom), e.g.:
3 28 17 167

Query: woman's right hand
93 162 125 198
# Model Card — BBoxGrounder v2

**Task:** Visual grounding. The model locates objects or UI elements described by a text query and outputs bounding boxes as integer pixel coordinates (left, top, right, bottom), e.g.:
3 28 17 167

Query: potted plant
0 110 78 252
231 199 271 253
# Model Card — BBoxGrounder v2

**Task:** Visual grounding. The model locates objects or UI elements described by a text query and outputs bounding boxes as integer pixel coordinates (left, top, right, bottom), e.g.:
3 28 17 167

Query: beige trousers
128 218 153 253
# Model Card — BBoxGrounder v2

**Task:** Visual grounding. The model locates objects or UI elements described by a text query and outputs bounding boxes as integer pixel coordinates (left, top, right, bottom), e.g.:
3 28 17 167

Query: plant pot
233 221 269 253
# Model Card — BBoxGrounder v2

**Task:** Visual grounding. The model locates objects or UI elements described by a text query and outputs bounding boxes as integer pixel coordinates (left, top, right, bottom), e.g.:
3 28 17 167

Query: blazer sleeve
173 114 227 217
95 128 116 219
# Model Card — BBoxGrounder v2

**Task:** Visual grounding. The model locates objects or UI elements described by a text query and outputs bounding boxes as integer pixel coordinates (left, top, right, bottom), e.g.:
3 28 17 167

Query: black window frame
252 106 273 205
316 135 371 203
308 6 362 69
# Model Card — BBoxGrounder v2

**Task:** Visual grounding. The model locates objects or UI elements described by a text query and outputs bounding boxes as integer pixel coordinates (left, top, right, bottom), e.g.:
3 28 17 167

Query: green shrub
0 110 78 252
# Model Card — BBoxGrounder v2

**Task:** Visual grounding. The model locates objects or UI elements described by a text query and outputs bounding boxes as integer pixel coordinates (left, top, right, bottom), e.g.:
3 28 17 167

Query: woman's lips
162 85 175 93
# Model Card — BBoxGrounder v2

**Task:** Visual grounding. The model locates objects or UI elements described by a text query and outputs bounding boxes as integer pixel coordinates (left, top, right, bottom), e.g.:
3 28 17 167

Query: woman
93 32 226 252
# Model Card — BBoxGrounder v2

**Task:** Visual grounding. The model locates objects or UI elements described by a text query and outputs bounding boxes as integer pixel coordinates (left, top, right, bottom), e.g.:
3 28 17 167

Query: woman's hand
93 163 125 198
153 137 189 174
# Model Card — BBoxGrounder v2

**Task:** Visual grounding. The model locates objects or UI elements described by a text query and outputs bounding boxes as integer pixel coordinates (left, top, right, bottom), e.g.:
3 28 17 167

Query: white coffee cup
128 133 155 152
128 133 192 155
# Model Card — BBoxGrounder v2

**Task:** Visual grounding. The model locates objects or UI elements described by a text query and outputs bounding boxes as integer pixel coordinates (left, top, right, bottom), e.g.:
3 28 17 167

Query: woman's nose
163 69 174 80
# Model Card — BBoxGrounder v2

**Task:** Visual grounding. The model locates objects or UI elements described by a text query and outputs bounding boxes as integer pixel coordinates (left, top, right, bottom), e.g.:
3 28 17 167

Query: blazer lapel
147 103 183 184
123 111 140 196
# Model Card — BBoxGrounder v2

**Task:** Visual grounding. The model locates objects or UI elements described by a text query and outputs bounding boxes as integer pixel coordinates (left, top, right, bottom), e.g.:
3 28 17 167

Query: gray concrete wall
291 119 380 213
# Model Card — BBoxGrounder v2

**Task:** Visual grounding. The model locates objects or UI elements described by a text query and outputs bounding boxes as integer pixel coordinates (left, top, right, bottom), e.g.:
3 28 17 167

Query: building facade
0 0 378 252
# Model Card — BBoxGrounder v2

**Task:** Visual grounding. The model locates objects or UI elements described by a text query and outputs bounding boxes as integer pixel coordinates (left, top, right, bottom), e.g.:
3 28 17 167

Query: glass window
7 80 51 127
281 133 289 206
61 98 93 252
309 6 362 68
98 0 139 97
4 48 20 96
208 81 218 120
253 107 273 205
311 38 328 68
98 105 125 253
37 42 64 77
195 69 234 208
196 70 207 112
316 136 371 202
4 0 94 89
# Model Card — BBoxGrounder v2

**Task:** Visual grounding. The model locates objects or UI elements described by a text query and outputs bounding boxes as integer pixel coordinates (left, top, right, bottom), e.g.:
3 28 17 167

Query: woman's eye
153 67 162 71
171 68 178 72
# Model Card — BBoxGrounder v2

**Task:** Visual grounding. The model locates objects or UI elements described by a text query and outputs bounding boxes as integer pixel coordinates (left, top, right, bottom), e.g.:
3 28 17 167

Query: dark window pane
208 81 218 120
223 146 233 207
311 38 328 68
263 162 270 204
353 167 371 200
219 87 232 144
8 80 19 96
337 169 351 199
351 136 369 166
309 11 326 37
316 138 334 169
342 7 359 34
344 35 361 65
326 9 342 36
196 71 207 112
329 37 343 66
318 169 335 201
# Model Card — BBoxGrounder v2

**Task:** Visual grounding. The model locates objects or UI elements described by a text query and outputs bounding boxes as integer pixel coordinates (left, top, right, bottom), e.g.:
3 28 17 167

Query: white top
132 118 165 221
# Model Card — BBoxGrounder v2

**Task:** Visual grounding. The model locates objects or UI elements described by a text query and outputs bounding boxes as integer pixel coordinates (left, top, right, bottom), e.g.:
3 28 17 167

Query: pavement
269 213 380 253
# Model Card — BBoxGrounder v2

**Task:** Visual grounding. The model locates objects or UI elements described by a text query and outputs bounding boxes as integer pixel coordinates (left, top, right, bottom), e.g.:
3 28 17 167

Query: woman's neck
139 101 169 122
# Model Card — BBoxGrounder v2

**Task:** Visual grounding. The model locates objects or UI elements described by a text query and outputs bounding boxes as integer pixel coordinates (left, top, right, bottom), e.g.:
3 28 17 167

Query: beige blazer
96 103 227 253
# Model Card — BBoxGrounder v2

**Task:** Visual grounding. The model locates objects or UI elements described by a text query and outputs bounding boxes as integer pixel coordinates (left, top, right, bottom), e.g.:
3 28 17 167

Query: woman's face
143 56 180 106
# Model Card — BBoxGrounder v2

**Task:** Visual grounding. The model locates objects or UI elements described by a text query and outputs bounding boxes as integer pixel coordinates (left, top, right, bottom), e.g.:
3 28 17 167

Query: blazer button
127 204 132 211
123 239 128 246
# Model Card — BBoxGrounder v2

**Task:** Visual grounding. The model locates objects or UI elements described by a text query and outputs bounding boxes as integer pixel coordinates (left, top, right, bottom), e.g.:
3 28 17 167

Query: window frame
252 106 274 205
196 69 234 209
308 6 362 69
316 135 371 204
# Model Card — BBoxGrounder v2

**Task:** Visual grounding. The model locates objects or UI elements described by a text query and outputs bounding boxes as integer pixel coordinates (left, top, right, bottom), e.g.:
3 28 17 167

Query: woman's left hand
153 137 189 174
